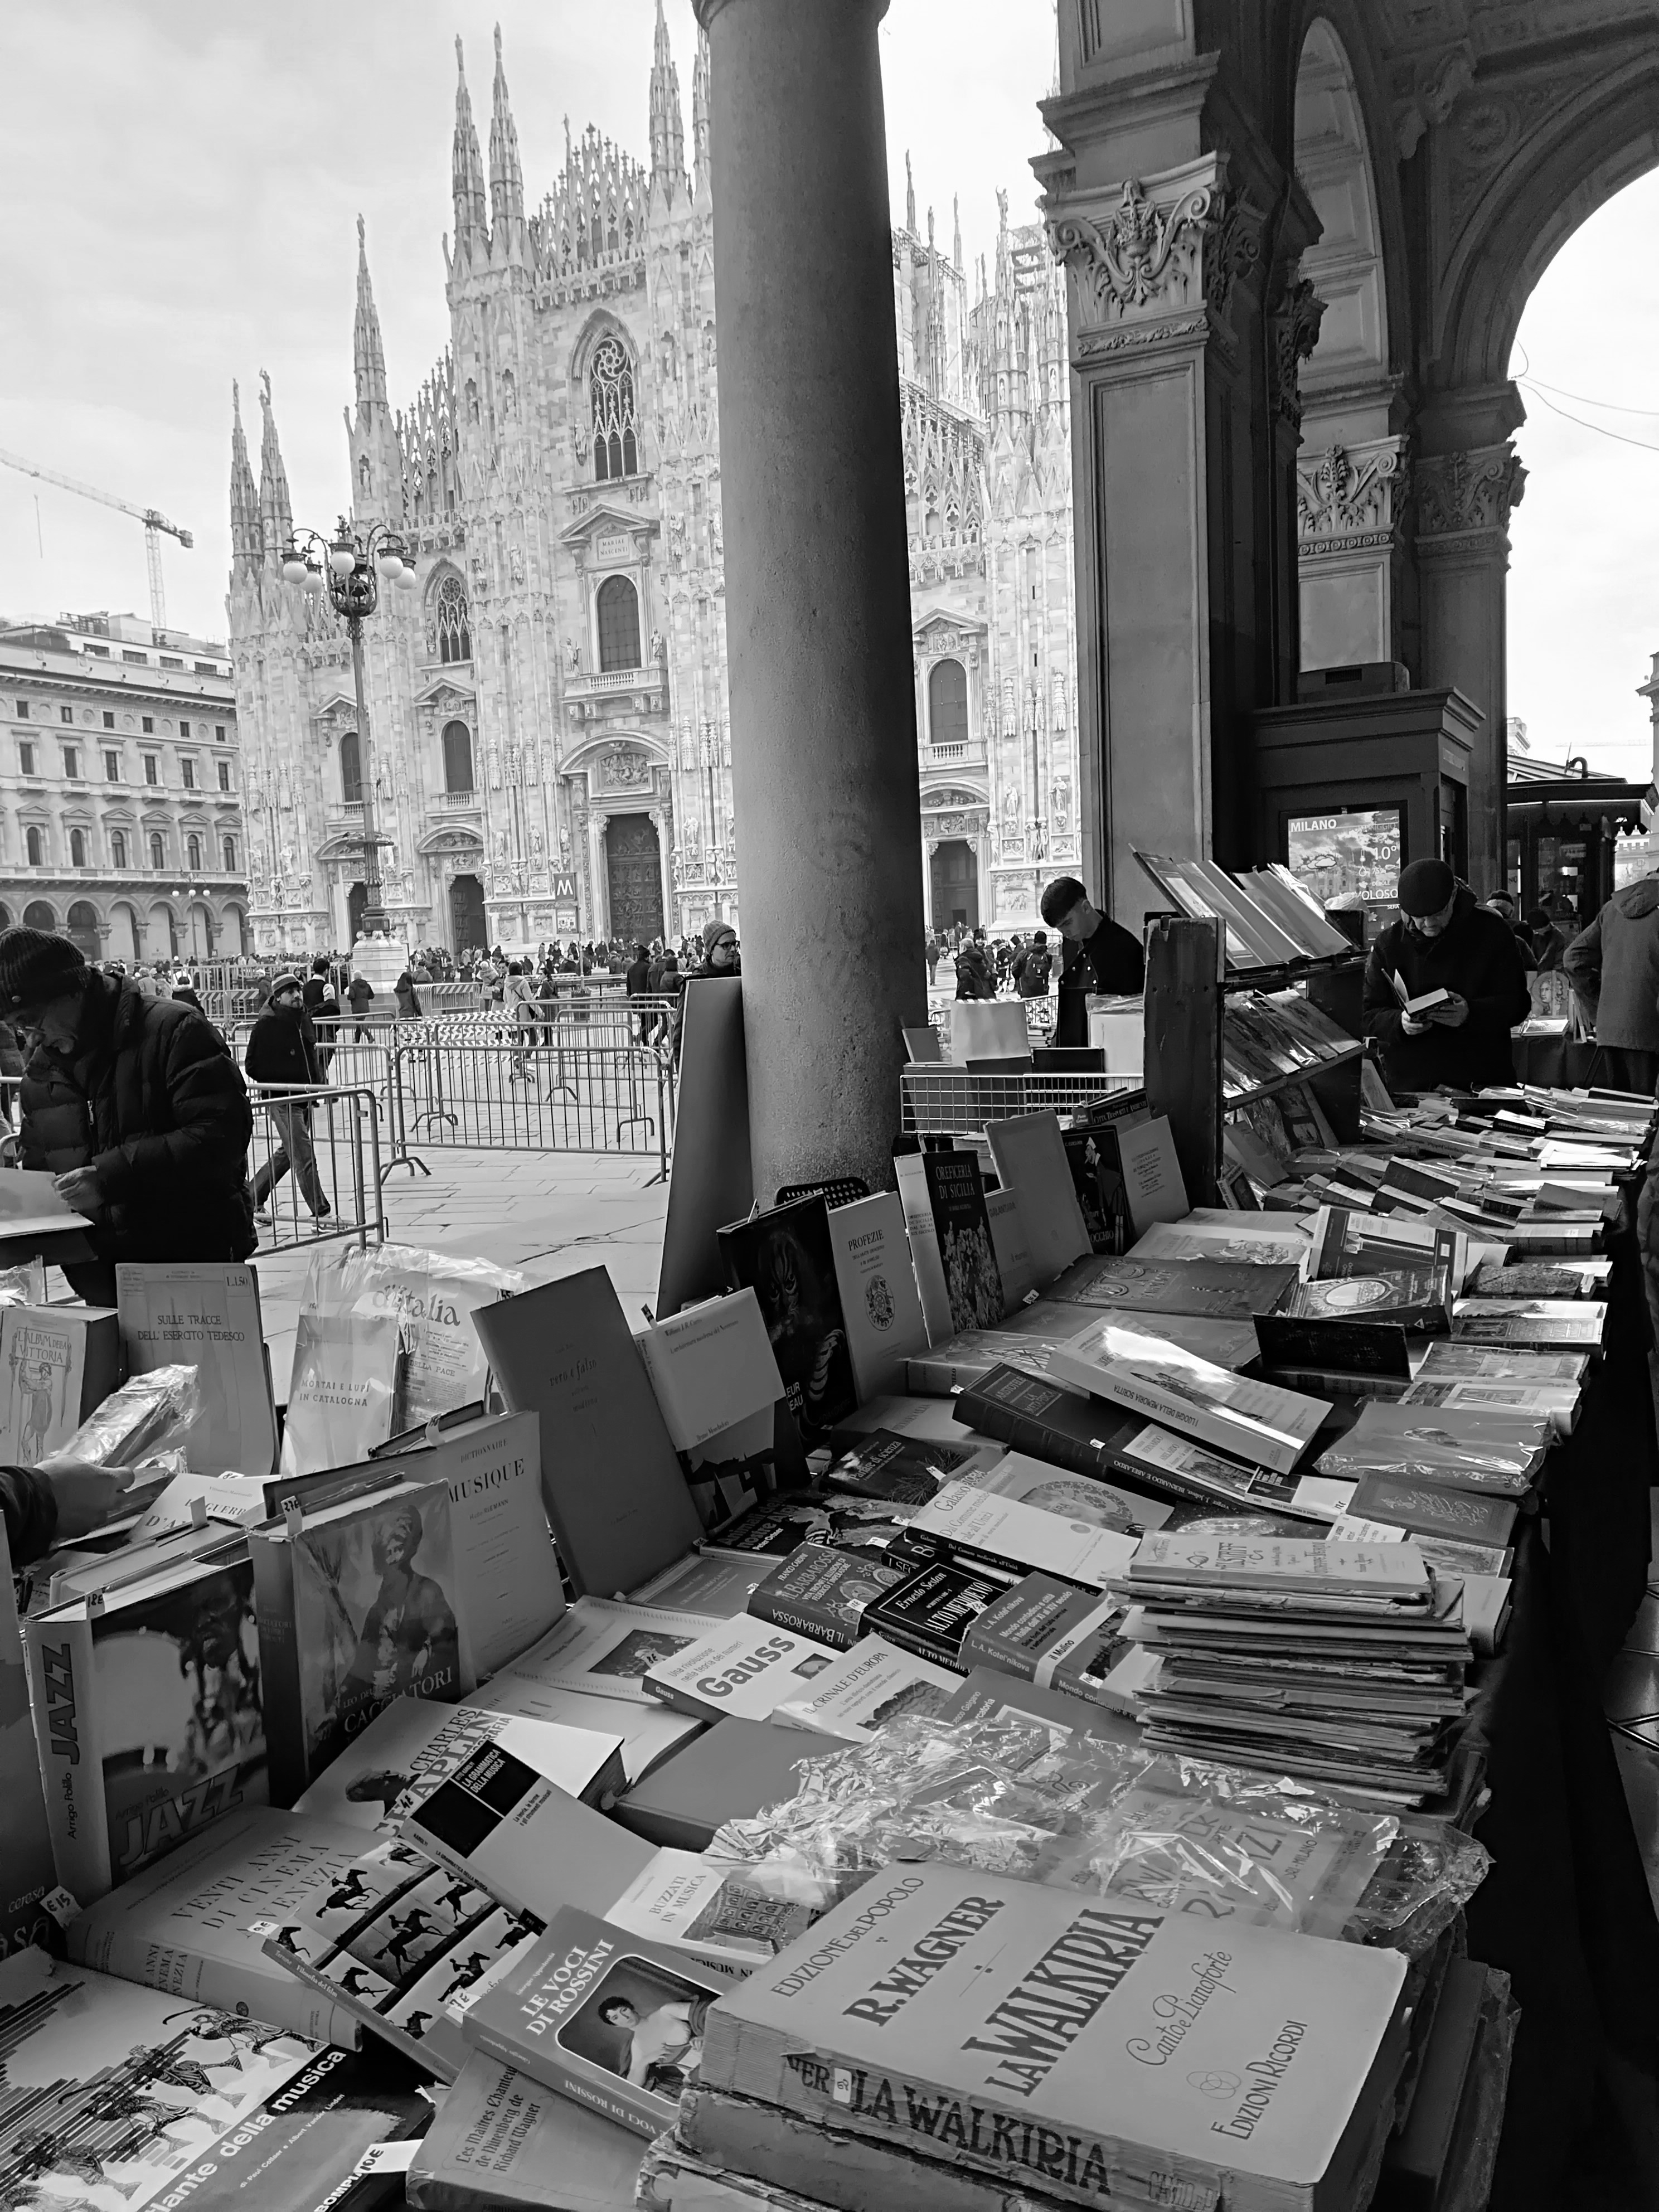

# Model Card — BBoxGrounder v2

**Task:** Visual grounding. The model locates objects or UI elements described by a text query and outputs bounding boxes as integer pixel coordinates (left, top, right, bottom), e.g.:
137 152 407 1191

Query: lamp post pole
282 517 418 950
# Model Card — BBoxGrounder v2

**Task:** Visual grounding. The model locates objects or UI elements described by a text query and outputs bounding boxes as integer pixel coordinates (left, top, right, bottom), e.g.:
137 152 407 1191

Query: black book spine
745 1584 859 1652
953 1377 1200 1510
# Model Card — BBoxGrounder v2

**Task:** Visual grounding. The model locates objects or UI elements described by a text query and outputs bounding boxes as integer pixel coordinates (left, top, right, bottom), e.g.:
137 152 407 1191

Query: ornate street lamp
280 517 418 945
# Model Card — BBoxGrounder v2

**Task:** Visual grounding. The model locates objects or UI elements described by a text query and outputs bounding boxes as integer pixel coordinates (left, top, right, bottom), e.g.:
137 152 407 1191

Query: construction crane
0 447 192 640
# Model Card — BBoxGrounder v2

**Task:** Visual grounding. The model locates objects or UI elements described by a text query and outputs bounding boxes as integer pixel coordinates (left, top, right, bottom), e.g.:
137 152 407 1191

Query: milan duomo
227 7 1080 959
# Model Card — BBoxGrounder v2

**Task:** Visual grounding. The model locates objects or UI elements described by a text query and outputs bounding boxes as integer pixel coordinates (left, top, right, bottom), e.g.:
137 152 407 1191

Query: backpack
1022 948 1052 989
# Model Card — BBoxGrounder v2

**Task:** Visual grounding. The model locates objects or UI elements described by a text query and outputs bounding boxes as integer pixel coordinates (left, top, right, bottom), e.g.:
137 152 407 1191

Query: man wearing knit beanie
1 923 254 1304
1361 861 1531 1092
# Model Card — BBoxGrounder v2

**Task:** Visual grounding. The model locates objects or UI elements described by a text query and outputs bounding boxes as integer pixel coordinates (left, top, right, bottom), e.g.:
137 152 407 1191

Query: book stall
0 869 1652 2212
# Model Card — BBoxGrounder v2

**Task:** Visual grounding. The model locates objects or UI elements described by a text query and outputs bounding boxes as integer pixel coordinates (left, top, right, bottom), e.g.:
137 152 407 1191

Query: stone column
650 805 674 943
586 810 609 940
1414 438 1526 893
695 0 925 1198
1035 134 1316 924
1296 428 1410 669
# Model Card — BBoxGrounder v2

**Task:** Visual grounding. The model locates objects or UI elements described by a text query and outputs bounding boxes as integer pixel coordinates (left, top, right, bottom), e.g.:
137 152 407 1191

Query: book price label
353 2141 419 2176
40 1888 80 1928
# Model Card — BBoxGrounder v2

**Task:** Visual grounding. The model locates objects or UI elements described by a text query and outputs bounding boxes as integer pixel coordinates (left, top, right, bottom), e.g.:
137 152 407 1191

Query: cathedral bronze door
449 872 486 953
605 812 664 943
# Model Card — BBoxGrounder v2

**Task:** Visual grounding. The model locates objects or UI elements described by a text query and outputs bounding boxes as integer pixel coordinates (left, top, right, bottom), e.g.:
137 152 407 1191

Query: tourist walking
244 974 332 1226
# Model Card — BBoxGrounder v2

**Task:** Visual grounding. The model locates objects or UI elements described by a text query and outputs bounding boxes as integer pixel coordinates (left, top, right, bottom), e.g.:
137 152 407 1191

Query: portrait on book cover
560 1954 712 2099
590 1628 695 1681
733 1207 856 1433
296 1495 461 1770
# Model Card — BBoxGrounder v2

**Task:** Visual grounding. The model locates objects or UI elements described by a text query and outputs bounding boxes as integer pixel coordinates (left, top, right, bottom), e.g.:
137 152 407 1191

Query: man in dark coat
4 925 255 1305
1361 858 1531 1093
1039 875 1145 1046
1562 872 1659 1095
245 974 332 1225
625 942 653 1042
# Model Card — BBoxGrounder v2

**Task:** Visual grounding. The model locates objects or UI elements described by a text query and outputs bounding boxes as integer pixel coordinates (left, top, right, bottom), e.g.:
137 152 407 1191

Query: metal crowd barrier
381 1035 673 1184
245 1083 386 1253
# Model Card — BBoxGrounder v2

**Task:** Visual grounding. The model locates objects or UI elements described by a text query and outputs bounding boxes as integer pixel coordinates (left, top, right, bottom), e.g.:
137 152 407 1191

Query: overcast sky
0 1 1653 777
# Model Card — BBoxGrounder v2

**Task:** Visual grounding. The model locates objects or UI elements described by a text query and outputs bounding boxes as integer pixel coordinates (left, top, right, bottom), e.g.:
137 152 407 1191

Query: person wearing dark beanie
1361 862 1531 1092
1 923 255 1305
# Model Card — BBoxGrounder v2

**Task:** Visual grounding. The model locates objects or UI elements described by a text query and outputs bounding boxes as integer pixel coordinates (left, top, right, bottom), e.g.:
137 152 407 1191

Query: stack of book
1115 1531 1473 1806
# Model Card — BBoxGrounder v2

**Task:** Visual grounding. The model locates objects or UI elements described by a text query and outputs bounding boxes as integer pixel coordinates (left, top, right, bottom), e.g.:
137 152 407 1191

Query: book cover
406 2051 644 2211
746 1543 909 1650
0 1943 427 2212
973 1448 1171 1534
860 1556 1013 1671
628 1546 774 1616
1045 1255 1299 1319
1314 1402 1549 1494
260 1835 544 2082
0 1303 120 1466
1253 1308 1414 1380
472 1269 704 1598
397 1722 632 1923
610 1719 823 1855
643 1623 842 1723
494 1599 722 1708
959 1575 1144 1711
0 1516 55 1953
817 1425 983 1506
1343 1474 1519 1549
27 1539 266 1903
1061 1123 1133 1255
339 1242 519 1433
116 1263 278 1477
285 1476 463 1791
769 1632 958 1740
824 1191 930 1402
697 1863 1408 2210
984 1111 1093 1284
904 1479 1138 1591
66 1804 366 2046
637 1290 787 1454
719 1196 858 1432
607 1849 816 1978
462 1905 729 2139
279 1310 405 1479
295 1692 603 1838
1113 1115 1190 1238
894 1150 957 1345
704 1490 914 1557
985 1190 1036 1308
921 1150 1006 1333
381 1411 564 1687
1049 1321 1330 1474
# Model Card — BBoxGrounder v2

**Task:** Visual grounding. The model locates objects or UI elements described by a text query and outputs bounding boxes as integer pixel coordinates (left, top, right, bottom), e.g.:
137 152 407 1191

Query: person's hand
52 1167 103 1214
1400 1011 1430 1036
1430 993 1470 1027
32 1453 133 1541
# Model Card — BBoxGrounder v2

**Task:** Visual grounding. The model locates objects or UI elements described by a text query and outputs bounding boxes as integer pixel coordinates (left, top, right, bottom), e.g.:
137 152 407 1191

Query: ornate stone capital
1046 159 1263 345
1415 443 1526 547
1297 436 1410 556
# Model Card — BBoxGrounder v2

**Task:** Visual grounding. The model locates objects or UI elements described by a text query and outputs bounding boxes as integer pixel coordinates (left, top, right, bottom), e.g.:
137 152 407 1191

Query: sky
0 1 1653 777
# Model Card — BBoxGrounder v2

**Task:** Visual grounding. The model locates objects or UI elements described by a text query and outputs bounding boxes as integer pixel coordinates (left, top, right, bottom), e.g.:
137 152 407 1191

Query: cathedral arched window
442 720 474 795
111 831 127 870
70 828 86 868
25 827 43 867
929 659 969 751
223 836 237 871
596 576 641 673
590 336 638 482
149 831 166 871
435 575 471 664
341 731 362 806
187 833 202 872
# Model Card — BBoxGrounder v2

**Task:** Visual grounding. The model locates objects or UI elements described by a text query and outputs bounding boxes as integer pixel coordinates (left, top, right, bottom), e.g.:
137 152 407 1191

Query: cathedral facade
227 11 1079 959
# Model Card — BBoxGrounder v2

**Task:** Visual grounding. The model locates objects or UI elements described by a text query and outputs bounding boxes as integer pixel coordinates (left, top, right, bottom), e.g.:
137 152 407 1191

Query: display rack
1143 914 1367 1205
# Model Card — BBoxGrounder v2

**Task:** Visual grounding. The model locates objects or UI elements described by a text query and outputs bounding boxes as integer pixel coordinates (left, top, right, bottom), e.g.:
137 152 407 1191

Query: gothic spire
353 214 387 411
691 25 711 195
905 150 915 232
452 35 488 244
256 369 293 562
649 0 685 198
488 22 523 232
229 380 260 567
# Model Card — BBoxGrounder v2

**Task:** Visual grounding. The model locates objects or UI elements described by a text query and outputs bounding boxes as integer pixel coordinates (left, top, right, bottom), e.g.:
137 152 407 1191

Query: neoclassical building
226 12 1080 958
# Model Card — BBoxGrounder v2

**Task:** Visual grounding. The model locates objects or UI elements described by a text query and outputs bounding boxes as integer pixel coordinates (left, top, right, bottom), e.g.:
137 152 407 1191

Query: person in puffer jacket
1563 872 1659 1098
2 926 254 1306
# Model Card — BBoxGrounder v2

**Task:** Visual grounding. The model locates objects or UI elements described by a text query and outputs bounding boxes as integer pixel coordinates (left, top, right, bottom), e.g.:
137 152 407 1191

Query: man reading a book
1362 858 1530 1092
1039 876 1146 1048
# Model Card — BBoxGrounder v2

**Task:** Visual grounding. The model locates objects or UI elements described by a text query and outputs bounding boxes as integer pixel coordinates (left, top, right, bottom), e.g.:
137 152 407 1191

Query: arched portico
1040 0 1659 903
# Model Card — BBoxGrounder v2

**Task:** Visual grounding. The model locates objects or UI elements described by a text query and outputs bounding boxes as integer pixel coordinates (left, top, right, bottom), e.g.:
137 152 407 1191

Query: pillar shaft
697 0 924 1198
